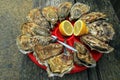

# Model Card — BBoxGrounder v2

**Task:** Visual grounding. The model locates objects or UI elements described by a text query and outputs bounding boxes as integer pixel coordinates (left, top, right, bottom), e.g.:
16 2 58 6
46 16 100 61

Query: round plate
28 20 102 74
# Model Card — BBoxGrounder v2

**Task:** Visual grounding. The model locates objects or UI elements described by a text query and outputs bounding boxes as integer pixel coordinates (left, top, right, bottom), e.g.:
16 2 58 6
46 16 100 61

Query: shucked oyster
26 8 50 29
42 6 58 29
32 35 53 46
16 34 33 53
80 12 107 23
34 43 63 63
81 35 114 53
74 42 96 67
57 2 72 21
46 52 73 77
21 22 50 36
88 20 115 41
16 34 53 53
69 2 90 20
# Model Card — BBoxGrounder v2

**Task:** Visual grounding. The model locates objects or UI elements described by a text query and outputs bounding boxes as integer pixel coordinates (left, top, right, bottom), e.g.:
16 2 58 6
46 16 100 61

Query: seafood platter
16 2 115 77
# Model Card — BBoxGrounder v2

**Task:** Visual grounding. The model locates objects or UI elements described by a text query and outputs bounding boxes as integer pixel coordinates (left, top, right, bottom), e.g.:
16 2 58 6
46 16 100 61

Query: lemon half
74 20 88 36
59 20 73 36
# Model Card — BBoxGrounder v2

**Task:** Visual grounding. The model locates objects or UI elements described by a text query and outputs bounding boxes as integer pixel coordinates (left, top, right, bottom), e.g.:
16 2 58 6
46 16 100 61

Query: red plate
28 20 102 74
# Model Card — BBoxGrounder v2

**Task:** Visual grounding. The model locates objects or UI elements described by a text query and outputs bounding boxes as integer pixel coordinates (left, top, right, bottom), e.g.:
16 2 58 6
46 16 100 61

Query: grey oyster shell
81 35 114 53
88 20 115 41
80 12 107 23
74 42 96 67
70 2 90 20
57 2 72 21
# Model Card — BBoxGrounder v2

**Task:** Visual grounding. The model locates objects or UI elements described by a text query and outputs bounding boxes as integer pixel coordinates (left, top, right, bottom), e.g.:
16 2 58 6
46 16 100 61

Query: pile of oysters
16 2 115 77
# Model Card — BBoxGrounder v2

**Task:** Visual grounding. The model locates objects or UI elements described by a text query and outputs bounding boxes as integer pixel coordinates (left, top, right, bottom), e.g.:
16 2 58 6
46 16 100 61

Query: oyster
69 2 90 20
81 35 114 53
21 22 50 36
32 36 53 46
80 12 107 23
88 20 115 41
57 2 72 21
74 42 96 67
26 8 50 29
34 43 63 62
16 34 34 53
46 52 73 77
42 6 58 29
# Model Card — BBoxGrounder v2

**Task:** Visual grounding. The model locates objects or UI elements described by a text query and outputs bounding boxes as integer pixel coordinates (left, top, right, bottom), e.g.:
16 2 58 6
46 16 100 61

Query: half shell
74 42 96 67
80 12 107 23
26 8 50 29
21 22 50 36
81 35 114 53
70 2 90 20
16 34 33 53
34 43 63 63
88 20 115 41
42 6 58 29
46 52 73 77
57 2 72 21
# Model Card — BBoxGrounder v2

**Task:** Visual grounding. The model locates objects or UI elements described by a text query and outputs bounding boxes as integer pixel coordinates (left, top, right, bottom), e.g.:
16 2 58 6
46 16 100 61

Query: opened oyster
57 2 72 21
26 8 50 29
81 35 114 53
21 22 50 36
46 52 73 77
42 6 58 29
32 36 53 46
88 20 115 41
16 34 34 53
74 42 96 67
34 43 63 63
80 12 107 23
70 2 90 20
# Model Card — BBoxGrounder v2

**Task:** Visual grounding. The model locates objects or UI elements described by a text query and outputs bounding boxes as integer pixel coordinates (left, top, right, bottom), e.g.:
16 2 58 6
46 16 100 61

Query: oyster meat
80 12 107 23
57 2 72 21
42 6 58 29
26 8 50 29
34 43 63 62
88 20 115 41
16 34 34 52
46 52 73 77
81 35 114 53
70 2 90 20
21 22 50 36
74 42 96 67
32 36 53 46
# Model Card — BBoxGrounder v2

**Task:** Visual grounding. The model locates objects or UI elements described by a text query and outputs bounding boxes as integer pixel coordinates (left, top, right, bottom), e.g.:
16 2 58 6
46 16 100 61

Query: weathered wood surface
0 0 120 80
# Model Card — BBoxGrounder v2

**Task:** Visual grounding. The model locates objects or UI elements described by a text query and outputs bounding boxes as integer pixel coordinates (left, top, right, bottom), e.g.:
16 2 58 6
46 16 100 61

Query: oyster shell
34 43 63 62
88 20 115 41
57 2 72 21
70 2 90 20
46 52 73 77
74 42 96 67
21 22 50 36
80 12 107 23
26 8 50 29
42 6 58 29
81 35 114 53
16 34 34 53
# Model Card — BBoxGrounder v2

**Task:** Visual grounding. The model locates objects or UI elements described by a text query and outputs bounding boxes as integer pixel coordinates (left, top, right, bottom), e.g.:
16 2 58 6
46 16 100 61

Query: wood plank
94 0 120 80
0 0 33 80
39 0 75 8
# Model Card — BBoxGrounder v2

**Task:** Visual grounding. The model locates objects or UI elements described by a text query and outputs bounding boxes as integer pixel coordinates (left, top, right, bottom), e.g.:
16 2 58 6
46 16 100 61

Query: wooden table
0 0 120 80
